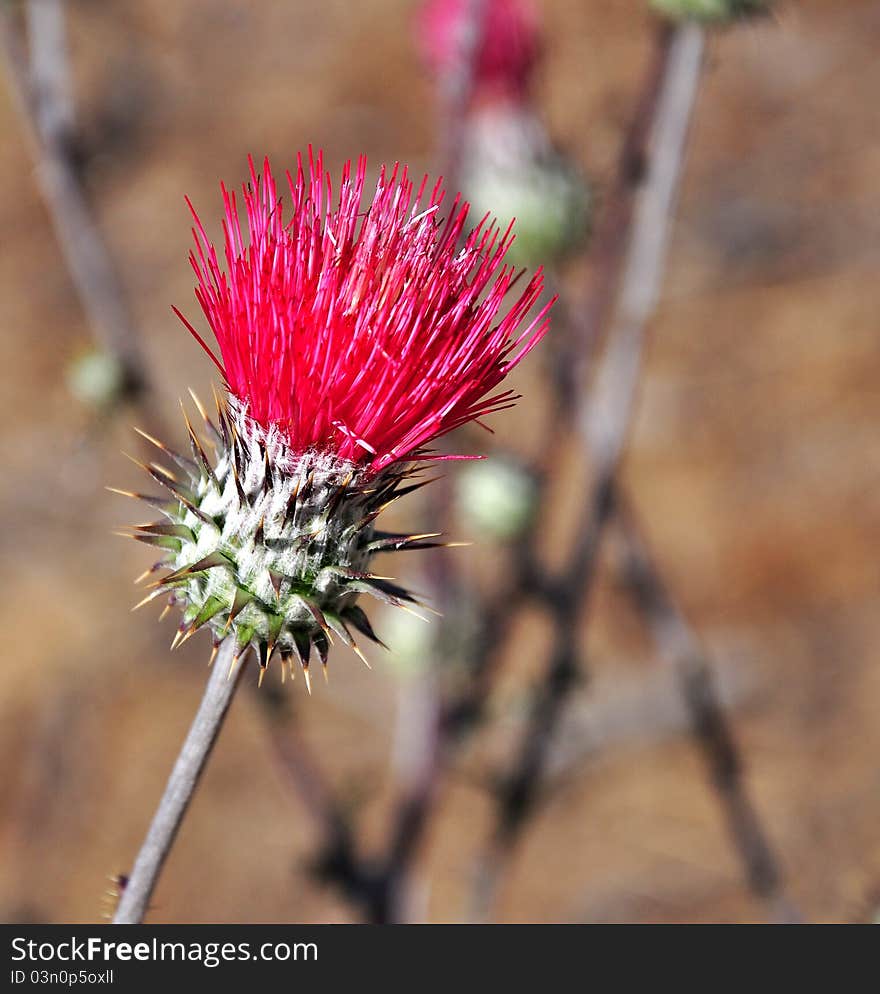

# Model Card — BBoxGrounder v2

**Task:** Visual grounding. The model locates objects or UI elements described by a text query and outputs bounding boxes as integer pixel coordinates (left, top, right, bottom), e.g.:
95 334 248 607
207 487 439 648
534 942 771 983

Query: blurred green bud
650 0 769 22
467 157 591 269
66 347 126 410
461 106 591 269
455 458 537 541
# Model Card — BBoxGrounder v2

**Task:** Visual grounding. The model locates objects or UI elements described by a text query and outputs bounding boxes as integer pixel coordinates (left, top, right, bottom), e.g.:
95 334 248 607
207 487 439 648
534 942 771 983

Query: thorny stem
557 21 676 411
113 640 246 924
473 22 707 919
344 19 697 926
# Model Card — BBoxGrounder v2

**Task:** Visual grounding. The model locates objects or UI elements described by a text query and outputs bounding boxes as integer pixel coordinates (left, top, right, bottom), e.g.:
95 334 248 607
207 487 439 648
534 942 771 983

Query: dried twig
358 19 695 927
438 18 683 744
24 0 74 144
556 21 676 411
473 21 707 919
0 5 160 421
437 0 488 190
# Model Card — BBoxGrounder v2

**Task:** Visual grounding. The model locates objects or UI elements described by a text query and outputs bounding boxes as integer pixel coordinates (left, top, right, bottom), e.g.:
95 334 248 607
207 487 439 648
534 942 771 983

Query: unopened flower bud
456 457 536 541
650 0 770 22
67 348 125 410
460 106 591 269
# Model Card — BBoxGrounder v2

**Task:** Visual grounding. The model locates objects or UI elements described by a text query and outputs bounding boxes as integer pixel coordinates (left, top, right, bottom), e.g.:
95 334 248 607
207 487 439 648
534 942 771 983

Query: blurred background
1 0 879 924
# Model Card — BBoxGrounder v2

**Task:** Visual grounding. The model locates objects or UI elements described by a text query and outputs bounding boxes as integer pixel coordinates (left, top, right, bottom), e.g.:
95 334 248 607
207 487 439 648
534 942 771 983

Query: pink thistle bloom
417 0 541 105
118 151 552 685
178 151 552 475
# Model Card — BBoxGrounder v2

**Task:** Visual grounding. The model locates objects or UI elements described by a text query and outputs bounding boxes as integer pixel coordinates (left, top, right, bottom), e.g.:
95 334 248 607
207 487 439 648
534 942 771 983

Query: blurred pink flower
417 0 541 105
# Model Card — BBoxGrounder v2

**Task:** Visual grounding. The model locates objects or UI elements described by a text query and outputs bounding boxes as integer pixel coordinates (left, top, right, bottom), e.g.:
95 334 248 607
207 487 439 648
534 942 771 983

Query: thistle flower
119 152 551 690
417 0 541 105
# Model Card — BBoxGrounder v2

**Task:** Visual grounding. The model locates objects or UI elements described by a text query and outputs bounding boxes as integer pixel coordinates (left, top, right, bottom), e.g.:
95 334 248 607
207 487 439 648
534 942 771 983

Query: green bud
66 348 126 410
467 158 591 269
119 397 427 688
650 0 769 22
455 458 536 541
460 106 591 269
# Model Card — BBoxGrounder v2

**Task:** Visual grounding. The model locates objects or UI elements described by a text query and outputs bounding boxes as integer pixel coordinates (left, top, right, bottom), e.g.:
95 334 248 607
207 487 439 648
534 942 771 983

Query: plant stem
472 21 706 921
113 640 246 924
437 0 487 191
0 5 163 424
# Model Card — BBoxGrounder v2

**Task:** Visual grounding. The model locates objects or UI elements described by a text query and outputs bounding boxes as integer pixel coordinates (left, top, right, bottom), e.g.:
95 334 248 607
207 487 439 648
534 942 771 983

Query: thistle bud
417 0 541 105
417 1 590 268
455 457 537 541
459 106 591 269
67 347 126 410
650 0 770 22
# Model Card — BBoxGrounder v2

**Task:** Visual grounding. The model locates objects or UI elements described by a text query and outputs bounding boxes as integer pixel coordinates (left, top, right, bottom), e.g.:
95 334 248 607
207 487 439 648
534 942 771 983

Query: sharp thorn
226 587 253 628
177 627 197 648
160 551 231 585
281 650 295 682
187 387 211 426
132 589 164 612
131 426 167 450
106 486 139 499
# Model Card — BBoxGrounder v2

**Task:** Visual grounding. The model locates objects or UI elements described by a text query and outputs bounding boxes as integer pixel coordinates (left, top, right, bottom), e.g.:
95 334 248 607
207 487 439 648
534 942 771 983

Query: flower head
417 0 541 105
180 151 550 474
120 152 551 689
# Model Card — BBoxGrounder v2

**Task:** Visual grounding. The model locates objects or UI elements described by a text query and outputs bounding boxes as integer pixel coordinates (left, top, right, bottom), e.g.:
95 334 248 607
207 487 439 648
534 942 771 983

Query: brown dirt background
1 0 879 923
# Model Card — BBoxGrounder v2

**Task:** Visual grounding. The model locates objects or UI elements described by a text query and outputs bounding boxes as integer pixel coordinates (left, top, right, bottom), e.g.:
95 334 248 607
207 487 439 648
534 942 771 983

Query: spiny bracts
119 393 442 691
115 151 552 690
